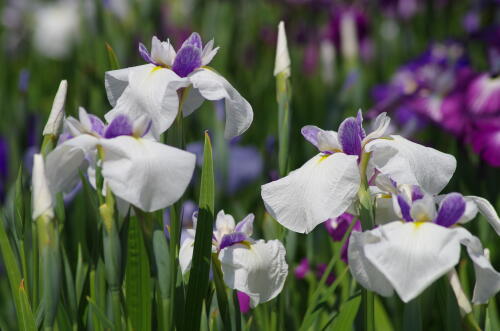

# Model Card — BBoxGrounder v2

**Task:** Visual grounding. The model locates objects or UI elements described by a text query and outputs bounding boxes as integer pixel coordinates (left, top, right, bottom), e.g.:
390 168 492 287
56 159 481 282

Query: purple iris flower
324 213 362 264
237 291 251 314
316 263 336 285
0 137 8 203
467 118 500 167
164 200 199 238
294 258 310 279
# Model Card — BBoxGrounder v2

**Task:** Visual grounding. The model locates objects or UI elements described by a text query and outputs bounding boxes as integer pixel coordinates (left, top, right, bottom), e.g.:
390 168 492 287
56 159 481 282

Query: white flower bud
340 13 359 60
273 21 291 77
32 154 54 220
43 80 67 136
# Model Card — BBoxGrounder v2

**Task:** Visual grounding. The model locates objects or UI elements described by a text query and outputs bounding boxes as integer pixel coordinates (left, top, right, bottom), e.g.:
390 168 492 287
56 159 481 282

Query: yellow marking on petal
413 221 426 229
240 240 252 249
151 66 164 73
318 155 330 163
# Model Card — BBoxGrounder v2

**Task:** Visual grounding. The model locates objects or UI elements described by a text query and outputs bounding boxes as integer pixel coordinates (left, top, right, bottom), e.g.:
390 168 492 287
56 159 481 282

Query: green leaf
125 216 152 331
374 296 394 331
13 165 25 240
105 42 121 70
403 297 422 331
0 214 35 331
184 132 215 331
153 230 170 299
212 255 231 331
330 295 362 330
486 299 500 331
276 72 292 177
87 296 114 330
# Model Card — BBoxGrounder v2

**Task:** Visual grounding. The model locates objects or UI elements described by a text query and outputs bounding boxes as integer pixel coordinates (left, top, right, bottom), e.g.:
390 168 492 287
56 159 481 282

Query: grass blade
184 132 215 331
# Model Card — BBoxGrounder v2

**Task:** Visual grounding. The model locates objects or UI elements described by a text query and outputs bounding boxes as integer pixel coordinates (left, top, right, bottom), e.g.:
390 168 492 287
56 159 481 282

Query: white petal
456 227 500 304
162 39 177 66
182 87 205 117
235 214 254 236
179 230 195 275
261 153 360 233
105 66 147 107
45 135 98 194
100 136 196 212
273 21 291 77
465 196 500 235
105 64 181 137
409 194 436 222
373 194 398 225
188 69 253 139
215 210 236 235
366 135 456 194
201 39 219 66
363 112 390 143
348 230 394 297
363 221 462 302
43 80 67 136
32 154 54 220
219 239 288 307
317 130 341 152
151 36 170 67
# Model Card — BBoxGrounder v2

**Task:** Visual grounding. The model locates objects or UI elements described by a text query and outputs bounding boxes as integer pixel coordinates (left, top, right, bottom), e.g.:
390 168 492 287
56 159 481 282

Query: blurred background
0 0 499 328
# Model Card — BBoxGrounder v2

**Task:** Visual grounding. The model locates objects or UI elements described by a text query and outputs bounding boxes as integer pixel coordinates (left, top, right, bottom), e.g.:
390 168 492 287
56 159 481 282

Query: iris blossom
179 210 288 307
261 111 456 233
45 108 195 212
349 182 500 303
105 32 253 139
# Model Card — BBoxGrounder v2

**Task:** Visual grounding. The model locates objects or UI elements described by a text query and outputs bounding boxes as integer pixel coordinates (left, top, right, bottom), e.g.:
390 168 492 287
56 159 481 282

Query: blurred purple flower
324 213 361 263
294 258 310 279
316 263 336 285
466 73 500 116
18 69 29 93
0 137 8 203
164 200 198 238
326 6 369 52
467 118 500 167
377 0 421 19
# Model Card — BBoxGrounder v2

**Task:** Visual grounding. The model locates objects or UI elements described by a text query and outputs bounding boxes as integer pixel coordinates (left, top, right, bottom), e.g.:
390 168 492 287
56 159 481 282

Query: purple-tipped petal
237 291 251 314
182 32 203 50
104 115 133 139
435 193 466 228
411 185 424 201
338 117 363 156
172 45 202 77
294 258 310 279
139 42 156 65
301 126 321 148
234 214 254 235
219 232 247 250
88 115 105 136
397 195 413 222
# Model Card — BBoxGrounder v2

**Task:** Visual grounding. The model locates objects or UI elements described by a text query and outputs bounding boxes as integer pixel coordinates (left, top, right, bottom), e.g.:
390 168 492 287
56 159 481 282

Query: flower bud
43 80 67 136
32 154 54 220
273 21 291 77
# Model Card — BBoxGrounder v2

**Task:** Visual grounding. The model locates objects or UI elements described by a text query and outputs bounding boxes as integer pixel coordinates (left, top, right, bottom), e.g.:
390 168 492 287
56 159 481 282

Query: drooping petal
104 64 181 137
465 196 500 235
104 65 150 107
435 193 466 228
366 135 456 194
100 136 196 212
179 229 195 274
362 221 462 303
261 153 360 233
456 227 500 304
188 68 253 139
234 214 254 236
219 239 288 307
182 87 205 117
45 135 98 194
348 230 394 297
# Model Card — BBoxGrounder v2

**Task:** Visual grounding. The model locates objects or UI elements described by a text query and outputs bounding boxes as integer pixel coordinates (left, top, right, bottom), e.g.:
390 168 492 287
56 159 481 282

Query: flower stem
362 289 375 331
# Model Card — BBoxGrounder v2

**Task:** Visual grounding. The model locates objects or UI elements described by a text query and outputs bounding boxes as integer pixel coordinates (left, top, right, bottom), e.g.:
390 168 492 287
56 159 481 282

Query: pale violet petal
465 196 500 235
261 153 360 234
234 214 254 236
188 68 253 139
104 65 149 107
100 136 196 212
409 194 437 223
455 227 500 304
348 230 394 297
45 135 98 194
104 64 181 137
32 154 54 220
363 221 462 303
219 239 288 307
151 36 168 66
201 39 219 66
366 135 456 194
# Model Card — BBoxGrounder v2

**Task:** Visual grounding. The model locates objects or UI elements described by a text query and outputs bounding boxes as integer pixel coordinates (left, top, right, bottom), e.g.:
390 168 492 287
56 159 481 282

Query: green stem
111 289 122 331
362 289 375 331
